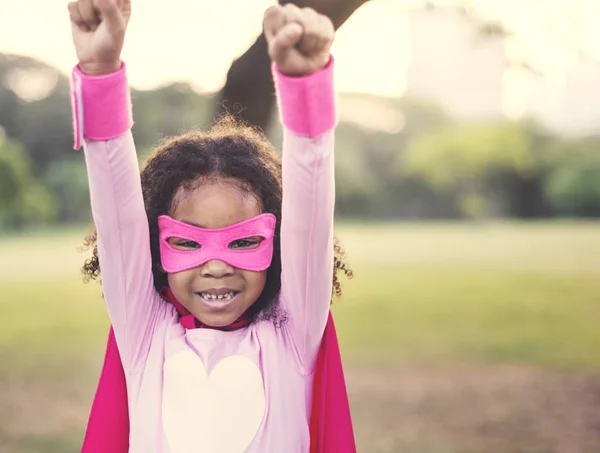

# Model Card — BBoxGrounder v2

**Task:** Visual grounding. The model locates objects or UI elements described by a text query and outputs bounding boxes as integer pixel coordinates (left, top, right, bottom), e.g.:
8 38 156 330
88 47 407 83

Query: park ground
1 221 599 453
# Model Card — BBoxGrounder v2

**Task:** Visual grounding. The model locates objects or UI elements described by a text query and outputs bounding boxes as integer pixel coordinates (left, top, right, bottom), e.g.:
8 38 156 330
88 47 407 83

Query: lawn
1 221 599 452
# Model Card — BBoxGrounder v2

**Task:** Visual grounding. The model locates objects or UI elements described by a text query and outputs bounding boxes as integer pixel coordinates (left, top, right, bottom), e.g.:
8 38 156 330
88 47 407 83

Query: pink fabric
273 57 336 137
81 327 129 453
81 315 356 453
158 213 276 272
311 313 356 453
71 63 133 150
77 57 354 452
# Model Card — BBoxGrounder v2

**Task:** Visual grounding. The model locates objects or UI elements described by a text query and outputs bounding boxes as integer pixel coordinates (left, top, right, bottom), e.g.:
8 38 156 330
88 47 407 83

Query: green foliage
404 122 536 187
544 140 600 216
2 53 600 224
19 183 56 225
0 55 73 176
42 159 91 223
0 139 56 229
0 54 215 227
334 124 384 217
402 122 541 218
131 83 214 150
333 97 455 219
0 140 28 204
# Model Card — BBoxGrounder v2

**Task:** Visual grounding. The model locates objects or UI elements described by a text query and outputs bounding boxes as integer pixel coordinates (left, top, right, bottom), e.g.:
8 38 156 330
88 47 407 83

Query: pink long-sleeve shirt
76 60 337 453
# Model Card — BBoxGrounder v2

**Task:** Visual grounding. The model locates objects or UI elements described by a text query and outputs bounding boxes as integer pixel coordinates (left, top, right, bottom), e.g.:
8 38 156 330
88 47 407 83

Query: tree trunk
214 0 371 132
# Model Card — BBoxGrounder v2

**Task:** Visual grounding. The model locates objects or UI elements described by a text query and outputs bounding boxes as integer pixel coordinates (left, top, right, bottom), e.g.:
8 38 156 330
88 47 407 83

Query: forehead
170 178 261 230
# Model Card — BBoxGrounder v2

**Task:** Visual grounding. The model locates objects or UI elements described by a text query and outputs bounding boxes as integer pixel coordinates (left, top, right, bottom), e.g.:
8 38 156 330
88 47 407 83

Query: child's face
166 178 268 327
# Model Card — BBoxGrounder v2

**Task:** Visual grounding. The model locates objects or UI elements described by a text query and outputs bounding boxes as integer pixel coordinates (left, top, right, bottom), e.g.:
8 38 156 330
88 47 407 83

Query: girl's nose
199 259 235 278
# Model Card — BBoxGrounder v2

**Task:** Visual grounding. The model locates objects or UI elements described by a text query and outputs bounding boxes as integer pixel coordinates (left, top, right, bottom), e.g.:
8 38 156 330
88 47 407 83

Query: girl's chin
195 312 241 328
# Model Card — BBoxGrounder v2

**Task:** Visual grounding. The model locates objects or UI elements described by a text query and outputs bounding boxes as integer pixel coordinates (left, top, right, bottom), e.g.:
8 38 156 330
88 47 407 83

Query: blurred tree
331 95 458 219
544 139 600 217
0 140 27 209
42 159 91 223
0 138 55 229
132 83 213 150
1 0 598 225
401 121 550 219
0 54 73 176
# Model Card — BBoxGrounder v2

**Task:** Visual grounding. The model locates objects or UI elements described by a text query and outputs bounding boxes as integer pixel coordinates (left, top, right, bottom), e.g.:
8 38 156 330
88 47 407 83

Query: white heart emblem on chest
162 351 266 453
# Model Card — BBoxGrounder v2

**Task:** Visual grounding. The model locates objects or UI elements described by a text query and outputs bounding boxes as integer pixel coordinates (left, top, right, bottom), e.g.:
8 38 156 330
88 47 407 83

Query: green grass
332 221 600 371
1 222 600 452
2 434 84 453
1 221 599 372
335 265 600 370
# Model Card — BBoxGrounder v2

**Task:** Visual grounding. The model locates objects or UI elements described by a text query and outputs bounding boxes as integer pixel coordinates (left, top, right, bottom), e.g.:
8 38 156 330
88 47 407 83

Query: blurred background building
528 59 600 137
406 6 505 122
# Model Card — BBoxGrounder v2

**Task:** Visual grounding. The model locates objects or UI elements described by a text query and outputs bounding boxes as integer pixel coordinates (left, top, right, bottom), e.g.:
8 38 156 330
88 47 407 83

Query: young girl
68 0 355 451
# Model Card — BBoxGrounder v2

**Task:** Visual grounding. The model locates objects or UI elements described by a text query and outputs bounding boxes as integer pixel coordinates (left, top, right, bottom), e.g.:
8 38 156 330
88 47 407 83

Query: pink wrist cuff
71 62 133 150
272 56 336 138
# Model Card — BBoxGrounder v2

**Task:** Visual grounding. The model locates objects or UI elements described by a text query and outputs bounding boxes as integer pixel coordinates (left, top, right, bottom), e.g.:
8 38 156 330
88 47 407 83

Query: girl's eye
229 237 263 250
168 238 201 250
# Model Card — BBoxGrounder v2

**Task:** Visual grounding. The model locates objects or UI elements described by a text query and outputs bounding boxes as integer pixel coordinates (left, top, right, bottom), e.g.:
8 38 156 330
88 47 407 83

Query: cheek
243 270 267 296
167 270 194 295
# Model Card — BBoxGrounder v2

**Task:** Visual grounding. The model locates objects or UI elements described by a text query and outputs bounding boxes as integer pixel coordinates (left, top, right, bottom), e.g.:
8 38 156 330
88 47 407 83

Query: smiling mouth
197 291 240 302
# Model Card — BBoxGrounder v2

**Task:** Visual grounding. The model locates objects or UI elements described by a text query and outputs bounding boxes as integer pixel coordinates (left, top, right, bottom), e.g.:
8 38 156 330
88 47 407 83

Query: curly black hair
81 115 353 324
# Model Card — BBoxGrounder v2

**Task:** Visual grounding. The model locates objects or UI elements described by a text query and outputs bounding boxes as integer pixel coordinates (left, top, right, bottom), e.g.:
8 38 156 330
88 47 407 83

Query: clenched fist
263 5 334 77
68 0 131 76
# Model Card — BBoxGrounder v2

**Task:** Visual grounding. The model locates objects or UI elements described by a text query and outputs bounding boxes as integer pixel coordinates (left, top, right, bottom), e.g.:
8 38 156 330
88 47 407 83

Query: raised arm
69 0 163 372
265 5 337 371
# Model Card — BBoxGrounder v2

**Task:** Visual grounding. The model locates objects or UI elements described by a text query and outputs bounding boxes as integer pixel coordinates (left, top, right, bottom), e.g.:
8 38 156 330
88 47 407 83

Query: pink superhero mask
157 213 277 273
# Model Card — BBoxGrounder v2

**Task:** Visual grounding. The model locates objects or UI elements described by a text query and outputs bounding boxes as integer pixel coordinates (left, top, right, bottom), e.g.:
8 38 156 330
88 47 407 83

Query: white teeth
200 291 235 301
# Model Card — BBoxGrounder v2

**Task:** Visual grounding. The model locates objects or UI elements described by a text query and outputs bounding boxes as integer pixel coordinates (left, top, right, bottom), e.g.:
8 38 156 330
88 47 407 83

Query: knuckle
263 5 279 20
283 3 302 19
321 15 334 33
302 7 318 18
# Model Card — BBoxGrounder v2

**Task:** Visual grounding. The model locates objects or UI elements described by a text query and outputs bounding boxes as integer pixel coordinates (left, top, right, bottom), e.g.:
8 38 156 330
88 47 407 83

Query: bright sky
0 0 409 96
0 1 599 101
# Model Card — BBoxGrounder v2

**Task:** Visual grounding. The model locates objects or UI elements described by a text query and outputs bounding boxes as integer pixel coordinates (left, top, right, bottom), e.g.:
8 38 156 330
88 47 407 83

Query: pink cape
81 312 356 453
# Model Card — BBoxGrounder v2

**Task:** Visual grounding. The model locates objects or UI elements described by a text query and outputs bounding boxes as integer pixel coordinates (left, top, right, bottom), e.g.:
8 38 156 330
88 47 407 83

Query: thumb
270 22 303 62
95 0 125 35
